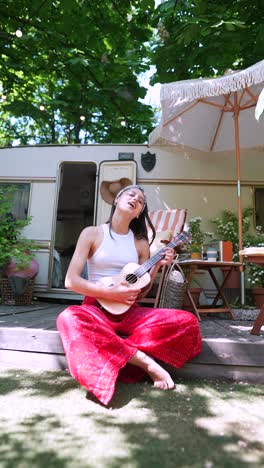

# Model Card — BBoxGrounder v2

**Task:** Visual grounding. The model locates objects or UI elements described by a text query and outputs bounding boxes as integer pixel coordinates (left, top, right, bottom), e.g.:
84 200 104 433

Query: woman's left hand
158 248 175 267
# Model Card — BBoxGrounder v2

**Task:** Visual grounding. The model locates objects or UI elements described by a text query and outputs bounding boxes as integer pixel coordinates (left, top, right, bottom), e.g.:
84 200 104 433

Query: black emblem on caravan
141 151 156 172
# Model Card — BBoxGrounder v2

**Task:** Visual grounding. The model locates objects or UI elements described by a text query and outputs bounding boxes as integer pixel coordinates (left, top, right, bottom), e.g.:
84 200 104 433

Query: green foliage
151 0 264 84
1 1 263 145
247 263 264 288
211 208 264 287
211 208 253 247
0 0 156 145
245 226 264 288
187 217 213 253
0 186 37 273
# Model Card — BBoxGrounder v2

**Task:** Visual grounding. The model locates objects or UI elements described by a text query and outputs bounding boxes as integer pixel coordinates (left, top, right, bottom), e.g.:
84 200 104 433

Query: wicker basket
0 278 34 305
159 259 188 309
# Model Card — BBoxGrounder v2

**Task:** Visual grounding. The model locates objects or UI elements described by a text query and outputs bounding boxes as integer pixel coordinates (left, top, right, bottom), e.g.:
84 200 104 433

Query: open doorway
52 161 97 289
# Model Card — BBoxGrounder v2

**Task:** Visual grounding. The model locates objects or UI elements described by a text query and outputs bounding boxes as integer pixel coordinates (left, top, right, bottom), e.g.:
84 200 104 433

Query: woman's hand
157 247 175 268
102 281 141 305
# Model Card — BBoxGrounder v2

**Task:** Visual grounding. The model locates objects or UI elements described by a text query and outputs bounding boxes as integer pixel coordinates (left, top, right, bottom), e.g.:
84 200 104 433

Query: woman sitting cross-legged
57 185 202 405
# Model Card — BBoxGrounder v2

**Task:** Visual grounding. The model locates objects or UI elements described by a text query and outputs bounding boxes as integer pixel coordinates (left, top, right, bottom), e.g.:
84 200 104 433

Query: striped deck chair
148 209 187 255
149 209 187 237
143 208 187 307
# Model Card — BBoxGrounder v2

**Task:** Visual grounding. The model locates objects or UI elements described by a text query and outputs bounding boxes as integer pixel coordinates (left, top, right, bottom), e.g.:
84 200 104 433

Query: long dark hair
107 194 156 246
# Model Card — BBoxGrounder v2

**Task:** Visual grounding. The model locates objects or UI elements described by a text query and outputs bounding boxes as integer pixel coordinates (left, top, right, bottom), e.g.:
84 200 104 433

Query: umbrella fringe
161 60 264 103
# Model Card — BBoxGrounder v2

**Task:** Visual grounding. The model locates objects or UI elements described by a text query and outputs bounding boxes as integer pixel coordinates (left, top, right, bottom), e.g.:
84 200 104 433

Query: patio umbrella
149 60 264 263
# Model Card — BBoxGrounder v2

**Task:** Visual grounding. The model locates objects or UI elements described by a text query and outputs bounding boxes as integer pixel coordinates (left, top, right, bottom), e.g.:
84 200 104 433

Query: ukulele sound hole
125 273 138 284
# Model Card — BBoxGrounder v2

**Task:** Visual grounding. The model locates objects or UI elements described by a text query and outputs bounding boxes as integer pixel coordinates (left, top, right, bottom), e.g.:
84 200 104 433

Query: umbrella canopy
149 60 264 257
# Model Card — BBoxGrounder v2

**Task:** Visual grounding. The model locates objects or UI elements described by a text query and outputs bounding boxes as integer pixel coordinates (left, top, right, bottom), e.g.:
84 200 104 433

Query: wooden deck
0 301 264 384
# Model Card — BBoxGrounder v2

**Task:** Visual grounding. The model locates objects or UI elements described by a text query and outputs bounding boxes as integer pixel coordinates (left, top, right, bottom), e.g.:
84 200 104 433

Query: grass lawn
0 368 264 468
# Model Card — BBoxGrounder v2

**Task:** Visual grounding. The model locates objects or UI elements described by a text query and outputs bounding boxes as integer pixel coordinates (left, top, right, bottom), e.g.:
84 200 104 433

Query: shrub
0 186 38 275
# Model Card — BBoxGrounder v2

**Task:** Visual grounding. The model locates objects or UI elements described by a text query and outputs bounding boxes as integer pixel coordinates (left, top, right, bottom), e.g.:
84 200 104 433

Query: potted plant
187 217 213 259
210 208 254 260
182 217 213 309
210 208 254 290
210 208 264 301
0 186 39 304
244 227 264 308
246 263 264 308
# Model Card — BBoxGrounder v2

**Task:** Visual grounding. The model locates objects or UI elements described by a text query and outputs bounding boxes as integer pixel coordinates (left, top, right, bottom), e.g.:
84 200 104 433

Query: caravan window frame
0 181 31 220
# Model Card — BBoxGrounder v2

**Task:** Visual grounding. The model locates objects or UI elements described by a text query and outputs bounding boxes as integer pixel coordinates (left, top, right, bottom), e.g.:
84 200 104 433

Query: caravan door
51 161 97 293
96 160 137 225
46 159 136 298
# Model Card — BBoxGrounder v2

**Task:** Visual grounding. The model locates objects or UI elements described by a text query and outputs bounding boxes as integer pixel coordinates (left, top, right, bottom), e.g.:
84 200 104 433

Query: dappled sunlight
229 324 253 332
1 371 264 467
173 383 189 394
0 368 77 398
148 185 171 210
194 384 264 464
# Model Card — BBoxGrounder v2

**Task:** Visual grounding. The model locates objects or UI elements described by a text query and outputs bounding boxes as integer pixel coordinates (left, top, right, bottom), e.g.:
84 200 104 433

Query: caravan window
255 188 264 231
0 182 30 220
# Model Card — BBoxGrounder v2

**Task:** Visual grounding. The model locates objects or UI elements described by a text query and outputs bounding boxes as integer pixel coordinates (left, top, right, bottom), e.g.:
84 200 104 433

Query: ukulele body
98 262 151 314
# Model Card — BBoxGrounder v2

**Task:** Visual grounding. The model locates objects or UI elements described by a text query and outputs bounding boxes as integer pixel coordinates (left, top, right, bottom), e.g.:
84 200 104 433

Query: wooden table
177 260 242 321
241 253 264 335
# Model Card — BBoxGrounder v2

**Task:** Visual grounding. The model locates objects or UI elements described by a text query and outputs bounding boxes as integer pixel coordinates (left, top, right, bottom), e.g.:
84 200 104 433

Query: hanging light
15 29 23 38
80 115 85 121
39 105 45 111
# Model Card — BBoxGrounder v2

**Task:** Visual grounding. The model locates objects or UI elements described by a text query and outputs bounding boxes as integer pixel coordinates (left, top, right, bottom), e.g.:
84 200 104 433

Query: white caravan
0 143 263 299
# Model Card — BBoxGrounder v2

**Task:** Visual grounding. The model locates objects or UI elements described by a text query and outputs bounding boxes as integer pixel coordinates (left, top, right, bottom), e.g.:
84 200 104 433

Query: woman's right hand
102 281 141 305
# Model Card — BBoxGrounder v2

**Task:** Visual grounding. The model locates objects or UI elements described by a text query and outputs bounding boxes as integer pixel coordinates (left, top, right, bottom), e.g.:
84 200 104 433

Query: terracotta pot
5 256 39 279
252 287 264 309
190 251 202 260
219 240 233 262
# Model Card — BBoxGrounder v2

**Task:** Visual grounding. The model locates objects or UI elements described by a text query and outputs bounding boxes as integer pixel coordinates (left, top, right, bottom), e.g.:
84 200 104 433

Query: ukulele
97 231 190 315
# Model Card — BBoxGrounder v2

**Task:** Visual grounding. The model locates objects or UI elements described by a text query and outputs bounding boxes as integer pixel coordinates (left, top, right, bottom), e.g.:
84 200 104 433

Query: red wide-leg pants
57 296 202 405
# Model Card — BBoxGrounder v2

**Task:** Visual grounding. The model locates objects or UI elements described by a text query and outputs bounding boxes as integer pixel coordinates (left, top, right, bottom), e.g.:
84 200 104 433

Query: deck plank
0 328 64 353
0 306 65 329
1 326 263 366
0 302 63 316
0 302 263 383
0 349 67 371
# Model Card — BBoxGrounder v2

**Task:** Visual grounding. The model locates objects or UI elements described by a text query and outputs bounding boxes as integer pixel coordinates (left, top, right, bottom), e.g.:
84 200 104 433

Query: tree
0 0 156 145
151 0 264 84
2 1 262 146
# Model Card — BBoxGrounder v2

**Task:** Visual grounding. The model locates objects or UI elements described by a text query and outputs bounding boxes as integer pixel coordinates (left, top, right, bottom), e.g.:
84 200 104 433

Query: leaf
255 87 264 121
225 22 236 31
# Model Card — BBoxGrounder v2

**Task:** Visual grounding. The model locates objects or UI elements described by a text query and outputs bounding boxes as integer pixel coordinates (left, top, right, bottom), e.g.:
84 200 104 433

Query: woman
57 185 202 405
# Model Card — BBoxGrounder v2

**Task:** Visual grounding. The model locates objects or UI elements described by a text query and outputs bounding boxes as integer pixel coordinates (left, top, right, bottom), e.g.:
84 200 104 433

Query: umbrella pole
234 92 245 304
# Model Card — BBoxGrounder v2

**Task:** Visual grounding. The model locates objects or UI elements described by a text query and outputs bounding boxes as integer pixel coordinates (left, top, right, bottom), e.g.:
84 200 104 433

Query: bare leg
128 350 175 390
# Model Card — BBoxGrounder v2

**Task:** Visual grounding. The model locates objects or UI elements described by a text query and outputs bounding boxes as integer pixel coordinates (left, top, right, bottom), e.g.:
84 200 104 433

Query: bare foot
129 350 175 390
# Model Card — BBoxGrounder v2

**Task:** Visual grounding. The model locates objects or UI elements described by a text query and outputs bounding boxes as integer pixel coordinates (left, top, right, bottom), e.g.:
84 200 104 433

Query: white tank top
88 223 138 282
